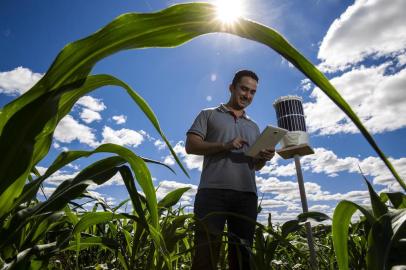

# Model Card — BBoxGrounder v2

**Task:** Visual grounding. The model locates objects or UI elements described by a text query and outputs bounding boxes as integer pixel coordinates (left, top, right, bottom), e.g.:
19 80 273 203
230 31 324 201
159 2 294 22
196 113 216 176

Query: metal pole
294 154 318 269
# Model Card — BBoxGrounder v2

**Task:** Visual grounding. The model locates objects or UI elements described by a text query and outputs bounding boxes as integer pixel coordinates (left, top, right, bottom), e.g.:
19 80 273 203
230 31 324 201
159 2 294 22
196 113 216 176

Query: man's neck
225 102 245 117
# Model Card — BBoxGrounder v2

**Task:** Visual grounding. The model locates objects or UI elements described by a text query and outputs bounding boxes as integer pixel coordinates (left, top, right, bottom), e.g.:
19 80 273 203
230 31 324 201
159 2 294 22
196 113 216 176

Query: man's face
230 76 258 109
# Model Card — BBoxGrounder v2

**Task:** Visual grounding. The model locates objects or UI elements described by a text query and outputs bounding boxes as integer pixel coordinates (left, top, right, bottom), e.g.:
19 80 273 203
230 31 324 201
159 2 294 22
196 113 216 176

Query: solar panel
273 96 306 132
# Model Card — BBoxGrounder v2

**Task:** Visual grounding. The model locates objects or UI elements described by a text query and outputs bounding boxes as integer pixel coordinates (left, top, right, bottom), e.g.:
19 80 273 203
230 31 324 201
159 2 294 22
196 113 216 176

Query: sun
215 0 245 24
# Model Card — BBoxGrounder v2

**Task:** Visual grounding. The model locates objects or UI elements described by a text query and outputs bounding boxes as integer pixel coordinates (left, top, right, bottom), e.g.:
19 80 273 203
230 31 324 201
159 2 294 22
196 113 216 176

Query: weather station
273 95 317 269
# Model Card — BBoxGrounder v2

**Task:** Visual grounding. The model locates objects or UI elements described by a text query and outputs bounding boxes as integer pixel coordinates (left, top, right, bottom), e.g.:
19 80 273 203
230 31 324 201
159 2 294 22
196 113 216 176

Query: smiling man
186 70 275 270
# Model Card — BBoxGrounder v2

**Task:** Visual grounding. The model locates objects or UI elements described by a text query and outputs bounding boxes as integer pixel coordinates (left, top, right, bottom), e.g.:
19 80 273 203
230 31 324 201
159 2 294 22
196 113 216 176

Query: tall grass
0 3 404 269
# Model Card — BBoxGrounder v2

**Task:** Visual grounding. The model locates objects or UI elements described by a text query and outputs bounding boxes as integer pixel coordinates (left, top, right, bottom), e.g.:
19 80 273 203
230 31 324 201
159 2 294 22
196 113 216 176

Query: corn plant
0 2 405 269
333 178 406 270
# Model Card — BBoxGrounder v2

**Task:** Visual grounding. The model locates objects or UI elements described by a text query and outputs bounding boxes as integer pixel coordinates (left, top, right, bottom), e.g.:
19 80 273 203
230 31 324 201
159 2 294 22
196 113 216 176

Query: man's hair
231 70 259 86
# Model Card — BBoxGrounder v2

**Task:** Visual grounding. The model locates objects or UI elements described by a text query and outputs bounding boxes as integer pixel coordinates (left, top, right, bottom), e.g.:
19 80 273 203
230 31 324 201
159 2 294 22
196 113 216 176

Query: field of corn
0 3 405 270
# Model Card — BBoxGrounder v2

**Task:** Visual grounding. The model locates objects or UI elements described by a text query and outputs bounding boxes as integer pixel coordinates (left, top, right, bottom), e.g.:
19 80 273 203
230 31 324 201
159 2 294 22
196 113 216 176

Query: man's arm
185 133 248 156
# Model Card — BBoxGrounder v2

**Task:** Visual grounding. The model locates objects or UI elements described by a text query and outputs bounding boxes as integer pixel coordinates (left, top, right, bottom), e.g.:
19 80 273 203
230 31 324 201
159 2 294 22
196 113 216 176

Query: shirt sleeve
186 110 208 140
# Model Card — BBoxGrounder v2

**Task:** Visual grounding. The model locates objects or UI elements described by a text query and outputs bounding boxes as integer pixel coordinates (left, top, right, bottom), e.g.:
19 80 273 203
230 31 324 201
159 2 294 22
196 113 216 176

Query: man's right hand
224 137 248 151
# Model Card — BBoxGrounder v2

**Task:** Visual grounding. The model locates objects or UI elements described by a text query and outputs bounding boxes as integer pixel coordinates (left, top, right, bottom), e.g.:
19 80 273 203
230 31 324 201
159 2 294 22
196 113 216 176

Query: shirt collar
217 103 250 120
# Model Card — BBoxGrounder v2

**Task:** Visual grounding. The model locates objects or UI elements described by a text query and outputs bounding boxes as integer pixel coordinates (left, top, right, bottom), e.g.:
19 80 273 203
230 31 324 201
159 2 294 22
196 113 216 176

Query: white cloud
154 139 166 150
281 58 295 69
40 187 56 197
318 0 406 72
53 142 60 149
44 170 79 186
173 141 203 171
54 115 98 147
35 166 48 175
0 67 43 95
260 162 297 177
260 199 297 209
139 130 154 141
304 64 406 135
76 96 106 112
210 73 217 82
300 78 312 91
359 156 406 191
206 95 213 102
67 163 80 170
112 115 127 125
256 176 371 205
101 126 144 147
260 147 406 192
161 141 203 171
301 148 359 177
163 155 175 166
397 54 406 68
309 204 331 212
265 211 302 225
80 108 102 124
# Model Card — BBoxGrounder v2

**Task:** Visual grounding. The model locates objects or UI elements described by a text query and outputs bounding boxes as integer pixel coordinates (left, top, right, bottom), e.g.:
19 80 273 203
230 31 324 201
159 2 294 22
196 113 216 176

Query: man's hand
255 148 275 161
254 148 275 171
224 137 248 151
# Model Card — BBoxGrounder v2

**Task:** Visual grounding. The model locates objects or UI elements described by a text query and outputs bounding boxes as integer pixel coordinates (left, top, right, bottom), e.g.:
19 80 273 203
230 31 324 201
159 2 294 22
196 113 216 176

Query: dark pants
191 188 258 270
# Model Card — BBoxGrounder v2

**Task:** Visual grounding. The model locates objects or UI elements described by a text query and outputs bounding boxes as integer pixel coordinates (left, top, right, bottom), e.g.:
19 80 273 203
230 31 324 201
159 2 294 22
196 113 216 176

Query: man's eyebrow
240 85 256 91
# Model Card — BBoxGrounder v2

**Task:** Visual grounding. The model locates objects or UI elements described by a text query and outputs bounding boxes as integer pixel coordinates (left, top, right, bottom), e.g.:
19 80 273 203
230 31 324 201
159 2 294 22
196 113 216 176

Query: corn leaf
158 187 191 209
281 220 301 238
383 209 406 268
118 166 149 230
72 212 128 235
380 192 406 209
0 242 57 270
297 211 331 223
332 200 376 270
364 176 388 218
366 214 393 270
63 236 118 251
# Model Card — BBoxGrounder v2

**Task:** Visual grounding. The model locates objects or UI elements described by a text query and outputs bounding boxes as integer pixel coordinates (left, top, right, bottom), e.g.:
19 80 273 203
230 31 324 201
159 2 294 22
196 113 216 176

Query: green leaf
0 149 160 250
380 192 406 209
364 177 388 218
297 211 331 223
72 212 128 235
332 200 376 270
118 166 149 230
366 213 393 270
1 242 57 270
281 220 301 238
158 187 191 209
383 209 406 268
14 144 158 228
63 236 118 251
9 146 171 220
113 198 131 212
30 211 65 244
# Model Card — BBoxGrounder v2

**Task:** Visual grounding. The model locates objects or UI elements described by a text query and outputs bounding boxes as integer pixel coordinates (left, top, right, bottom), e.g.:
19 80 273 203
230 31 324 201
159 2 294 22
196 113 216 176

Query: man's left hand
255 148 275 161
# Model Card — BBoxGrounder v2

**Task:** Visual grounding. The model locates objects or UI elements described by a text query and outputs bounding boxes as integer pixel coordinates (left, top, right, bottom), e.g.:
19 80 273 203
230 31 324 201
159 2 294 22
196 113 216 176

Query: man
186 70 275 270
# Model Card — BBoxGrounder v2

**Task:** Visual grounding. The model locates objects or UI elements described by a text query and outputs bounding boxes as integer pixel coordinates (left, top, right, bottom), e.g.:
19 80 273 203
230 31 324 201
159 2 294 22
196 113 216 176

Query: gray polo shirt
187 104 260 194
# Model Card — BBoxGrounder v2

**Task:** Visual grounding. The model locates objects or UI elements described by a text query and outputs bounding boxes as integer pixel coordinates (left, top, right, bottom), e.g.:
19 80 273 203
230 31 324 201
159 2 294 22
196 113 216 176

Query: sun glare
215 0 244 24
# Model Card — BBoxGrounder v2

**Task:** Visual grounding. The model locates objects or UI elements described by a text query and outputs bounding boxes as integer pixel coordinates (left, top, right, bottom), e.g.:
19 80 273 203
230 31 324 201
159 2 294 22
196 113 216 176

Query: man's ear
229 84 234 93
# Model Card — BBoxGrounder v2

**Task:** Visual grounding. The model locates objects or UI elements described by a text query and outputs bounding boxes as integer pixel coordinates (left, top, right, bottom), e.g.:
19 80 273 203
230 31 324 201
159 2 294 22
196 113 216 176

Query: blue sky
1 0 405 223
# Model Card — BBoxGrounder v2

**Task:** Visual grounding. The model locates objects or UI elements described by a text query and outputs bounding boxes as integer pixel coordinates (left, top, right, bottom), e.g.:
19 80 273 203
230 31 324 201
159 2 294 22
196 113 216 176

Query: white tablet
245 125 288 157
